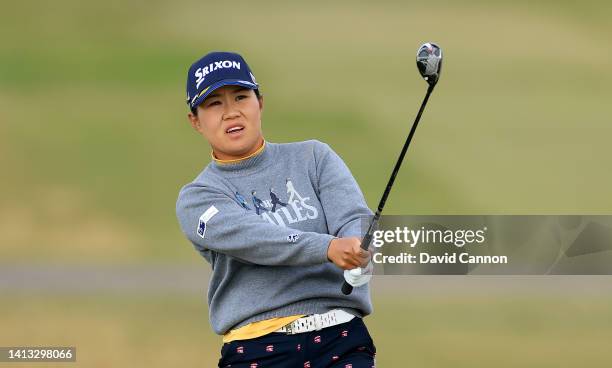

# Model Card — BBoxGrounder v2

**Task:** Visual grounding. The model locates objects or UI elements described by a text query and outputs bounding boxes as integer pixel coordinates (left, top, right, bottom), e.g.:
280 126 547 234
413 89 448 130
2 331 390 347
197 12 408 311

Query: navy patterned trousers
218 317 376 368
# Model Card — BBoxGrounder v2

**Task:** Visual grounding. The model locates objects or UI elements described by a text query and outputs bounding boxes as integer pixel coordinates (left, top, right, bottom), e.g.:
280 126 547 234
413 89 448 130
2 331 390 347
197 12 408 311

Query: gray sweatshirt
176 140 373 335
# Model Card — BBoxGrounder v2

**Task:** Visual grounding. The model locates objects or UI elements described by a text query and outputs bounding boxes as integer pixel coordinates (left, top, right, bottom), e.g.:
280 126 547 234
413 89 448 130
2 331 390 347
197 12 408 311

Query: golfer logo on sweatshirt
269 187 287 212
235 191 251 210
286 178 307 204
285 178 318 220
253 178 320 226
251 191 269 215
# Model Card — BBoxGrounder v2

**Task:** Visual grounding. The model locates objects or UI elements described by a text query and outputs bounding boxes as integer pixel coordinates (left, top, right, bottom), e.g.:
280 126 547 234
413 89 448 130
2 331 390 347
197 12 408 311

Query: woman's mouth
226 125 245 135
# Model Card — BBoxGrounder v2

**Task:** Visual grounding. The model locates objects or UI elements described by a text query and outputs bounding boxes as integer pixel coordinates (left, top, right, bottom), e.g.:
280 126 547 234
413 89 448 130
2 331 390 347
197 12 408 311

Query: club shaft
371 84 435 224
341 84 436 295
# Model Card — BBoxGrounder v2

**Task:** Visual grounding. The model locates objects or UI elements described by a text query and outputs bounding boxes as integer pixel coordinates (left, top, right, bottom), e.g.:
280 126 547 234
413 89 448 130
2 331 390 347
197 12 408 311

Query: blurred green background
1 0 611 366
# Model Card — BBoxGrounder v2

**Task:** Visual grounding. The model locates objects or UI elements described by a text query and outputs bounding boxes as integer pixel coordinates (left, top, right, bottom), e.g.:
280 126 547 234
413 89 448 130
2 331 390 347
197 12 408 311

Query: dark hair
192 88 263 116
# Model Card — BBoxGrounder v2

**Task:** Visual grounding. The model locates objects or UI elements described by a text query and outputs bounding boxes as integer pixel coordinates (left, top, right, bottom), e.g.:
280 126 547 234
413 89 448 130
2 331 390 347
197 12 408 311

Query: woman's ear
187 112 201 132
258 94 264 112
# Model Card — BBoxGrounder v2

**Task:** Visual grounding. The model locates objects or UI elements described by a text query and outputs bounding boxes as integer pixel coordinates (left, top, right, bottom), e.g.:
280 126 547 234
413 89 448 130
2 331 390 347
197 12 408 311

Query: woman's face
188 85 264 160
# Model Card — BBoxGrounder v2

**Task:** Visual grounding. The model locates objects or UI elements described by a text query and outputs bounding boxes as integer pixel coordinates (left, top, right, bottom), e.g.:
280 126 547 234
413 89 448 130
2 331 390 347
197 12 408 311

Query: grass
0 2 611 261
1 293 611 367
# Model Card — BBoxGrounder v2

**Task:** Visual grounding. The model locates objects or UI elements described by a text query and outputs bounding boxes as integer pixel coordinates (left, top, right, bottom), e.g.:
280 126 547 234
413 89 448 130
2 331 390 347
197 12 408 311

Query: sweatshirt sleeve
314 141 373 238
176 183 335 266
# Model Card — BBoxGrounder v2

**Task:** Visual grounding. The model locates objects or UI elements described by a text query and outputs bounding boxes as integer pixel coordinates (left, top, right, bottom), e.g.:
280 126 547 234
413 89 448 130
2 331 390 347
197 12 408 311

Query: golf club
341 42 443 295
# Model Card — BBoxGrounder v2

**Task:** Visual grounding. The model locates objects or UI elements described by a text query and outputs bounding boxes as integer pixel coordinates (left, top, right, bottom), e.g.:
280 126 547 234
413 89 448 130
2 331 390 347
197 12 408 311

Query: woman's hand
327 237 372 270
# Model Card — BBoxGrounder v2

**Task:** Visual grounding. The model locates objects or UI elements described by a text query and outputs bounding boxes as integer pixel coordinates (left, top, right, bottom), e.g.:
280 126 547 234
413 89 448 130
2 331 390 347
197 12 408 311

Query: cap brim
190 79 258 111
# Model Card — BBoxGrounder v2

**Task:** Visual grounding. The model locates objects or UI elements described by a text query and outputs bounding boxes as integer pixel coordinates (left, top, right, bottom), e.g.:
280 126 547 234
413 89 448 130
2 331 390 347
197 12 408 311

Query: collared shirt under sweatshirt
175 140 373 335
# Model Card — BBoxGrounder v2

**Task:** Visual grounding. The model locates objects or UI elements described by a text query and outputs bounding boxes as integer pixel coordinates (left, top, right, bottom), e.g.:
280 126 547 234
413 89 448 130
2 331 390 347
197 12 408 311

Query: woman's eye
207 101 221 106
236 95 248 100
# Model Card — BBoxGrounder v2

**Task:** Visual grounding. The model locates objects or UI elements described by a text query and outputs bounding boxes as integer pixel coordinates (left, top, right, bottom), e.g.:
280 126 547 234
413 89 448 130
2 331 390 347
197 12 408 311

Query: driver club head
416 42 443 86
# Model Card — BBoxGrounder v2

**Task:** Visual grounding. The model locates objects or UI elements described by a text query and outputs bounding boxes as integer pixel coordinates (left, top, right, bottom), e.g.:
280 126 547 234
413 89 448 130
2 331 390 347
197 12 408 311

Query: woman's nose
223 110 240 120
222 102 240 119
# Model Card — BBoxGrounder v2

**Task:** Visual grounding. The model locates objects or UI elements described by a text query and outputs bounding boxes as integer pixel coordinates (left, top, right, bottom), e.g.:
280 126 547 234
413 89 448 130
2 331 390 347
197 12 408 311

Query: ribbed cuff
308 233 335 264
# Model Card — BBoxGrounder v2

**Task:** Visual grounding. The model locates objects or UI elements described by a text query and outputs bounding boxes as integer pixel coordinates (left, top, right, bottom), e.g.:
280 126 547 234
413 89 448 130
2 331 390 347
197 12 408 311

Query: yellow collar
212 140 266 164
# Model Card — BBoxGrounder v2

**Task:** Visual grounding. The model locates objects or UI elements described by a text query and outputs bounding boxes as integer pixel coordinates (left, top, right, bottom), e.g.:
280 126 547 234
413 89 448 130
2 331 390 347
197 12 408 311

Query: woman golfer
176 51 376 368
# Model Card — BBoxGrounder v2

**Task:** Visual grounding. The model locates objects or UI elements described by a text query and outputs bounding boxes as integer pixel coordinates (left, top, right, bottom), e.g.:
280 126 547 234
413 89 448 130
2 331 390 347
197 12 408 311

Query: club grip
340 232 373 295
341 281 353 295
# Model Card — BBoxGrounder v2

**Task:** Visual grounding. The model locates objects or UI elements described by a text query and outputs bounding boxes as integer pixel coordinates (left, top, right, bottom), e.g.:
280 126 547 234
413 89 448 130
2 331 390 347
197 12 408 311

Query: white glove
343 261 374 287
